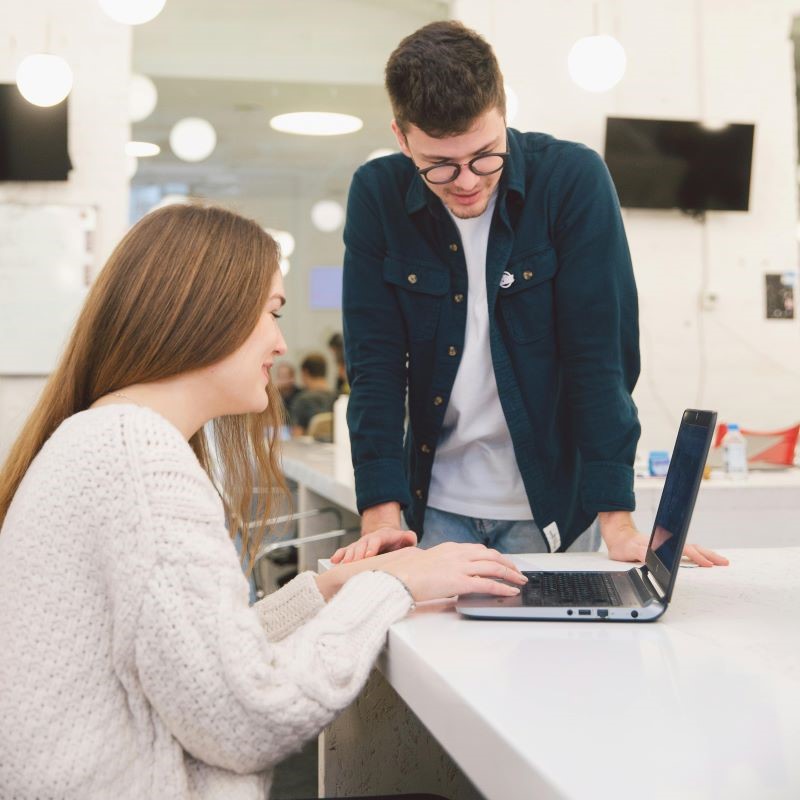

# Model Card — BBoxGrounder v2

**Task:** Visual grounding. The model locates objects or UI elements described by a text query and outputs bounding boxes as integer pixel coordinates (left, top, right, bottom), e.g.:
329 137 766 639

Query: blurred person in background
289 352 337 436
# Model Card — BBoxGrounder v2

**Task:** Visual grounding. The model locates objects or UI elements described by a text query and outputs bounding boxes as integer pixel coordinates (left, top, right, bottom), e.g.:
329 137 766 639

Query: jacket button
448 346 457 356
449 243 459 252
523 270 534 280
453 293 464 303
420 443 431 454
433 396 444 406
415 488 424 499
407 273 418 284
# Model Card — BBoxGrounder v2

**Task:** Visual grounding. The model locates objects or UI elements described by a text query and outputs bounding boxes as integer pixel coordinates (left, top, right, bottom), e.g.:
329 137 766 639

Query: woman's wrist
377 570 416 611
314 570 341 602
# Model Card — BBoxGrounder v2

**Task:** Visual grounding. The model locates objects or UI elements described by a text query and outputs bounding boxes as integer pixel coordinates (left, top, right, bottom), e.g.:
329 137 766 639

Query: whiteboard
0 203 95 375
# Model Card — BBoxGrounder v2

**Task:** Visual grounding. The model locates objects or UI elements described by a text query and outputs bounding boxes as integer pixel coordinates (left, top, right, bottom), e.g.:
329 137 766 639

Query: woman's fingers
435 542 524 573
461 558 528 585
461 575 523 596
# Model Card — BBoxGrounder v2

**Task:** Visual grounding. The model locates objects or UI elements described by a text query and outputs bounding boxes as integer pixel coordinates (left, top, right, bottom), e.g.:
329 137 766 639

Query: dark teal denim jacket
342 128 640 550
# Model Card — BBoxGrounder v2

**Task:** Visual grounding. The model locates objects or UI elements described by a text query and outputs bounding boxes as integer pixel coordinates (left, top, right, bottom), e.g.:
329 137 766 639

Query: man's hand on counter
599 510 730 567
331 501 417 563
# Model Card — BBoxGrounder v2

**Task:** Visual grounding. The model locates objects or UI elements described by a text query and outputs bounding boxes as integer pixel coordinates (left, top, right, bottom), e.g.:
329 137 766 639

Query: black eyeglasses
416 151 510 185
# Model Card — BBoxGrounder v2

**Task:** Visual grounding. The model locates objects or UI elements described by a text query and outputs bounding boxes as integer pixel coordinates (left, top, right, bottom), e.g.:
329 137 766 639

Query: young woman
0 204 525 799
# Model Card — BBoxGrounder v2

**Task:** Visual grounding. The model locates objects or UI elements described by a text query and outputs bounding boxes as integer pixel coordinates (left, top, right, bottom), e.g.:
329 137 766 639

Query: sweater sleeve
132 453 411 775
252 570 326 642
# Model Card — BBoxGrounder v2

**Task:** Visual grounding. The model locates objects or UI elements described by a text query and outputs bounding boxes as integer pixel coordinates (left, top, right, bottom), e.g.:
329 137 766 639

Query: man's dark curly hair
385 20 506 137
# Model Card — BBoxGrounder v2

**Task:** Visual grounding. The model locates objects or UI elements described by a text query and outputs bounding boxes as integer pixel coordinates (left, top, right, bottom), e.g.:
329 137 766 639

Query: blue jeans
420 506 601 554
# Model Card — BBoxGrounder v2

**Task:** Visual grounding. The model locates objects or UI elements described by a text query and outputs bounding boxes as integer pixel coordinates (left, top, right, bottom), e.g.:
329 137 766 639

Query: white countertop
365 548 800 800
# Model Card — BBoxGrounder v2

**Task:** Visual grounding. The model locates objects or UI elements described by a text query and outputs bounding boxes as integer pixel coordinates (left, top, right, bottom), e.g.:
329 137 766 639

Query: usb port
597 609 609 619
578 609 590 616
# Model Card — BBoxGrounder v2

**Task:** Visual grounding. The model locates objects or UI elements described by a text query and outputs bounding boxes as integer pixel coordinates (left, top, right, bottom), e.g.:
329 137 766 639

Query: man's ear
391 120 412 158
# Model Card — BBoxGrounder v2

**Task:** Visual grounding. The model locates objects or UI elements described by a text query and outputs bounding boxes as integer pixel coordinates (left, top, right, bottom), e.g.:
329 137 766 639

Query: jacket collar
404 127 526 217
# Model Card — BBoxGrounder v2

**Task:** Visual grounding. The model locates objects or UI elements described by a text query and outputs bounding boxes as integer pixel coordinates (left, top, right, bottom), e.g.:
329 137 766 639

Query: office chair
307 411 333 441
250 506 358 598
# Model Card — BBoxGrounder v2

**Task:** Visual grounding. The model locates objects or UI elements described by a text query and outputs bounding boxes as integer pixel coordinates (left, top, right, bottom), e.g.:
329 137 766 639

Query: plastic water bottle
722 424 748 478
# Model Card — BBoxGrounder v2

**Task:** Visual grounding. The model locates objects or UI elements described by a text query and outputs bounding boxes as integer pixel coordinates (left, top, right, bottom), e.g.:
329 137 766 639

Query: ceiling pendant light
270 112 363 136
169 117 217 162
311 200 345 233
98 0 166 26
568 35 626 92
568 3 627 93
265 229 296 258
129 74 157 122
16 53 73 107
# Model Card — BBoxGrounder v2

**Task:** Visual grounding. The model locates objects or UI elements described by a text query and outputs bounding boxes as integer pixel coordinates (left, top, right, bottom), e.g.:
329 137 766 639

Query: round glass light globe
16 53 73 107
169 117 217 162
129 74 157 122
311 200 344 233
98 0 166 25
265 228 296 258
567 35 627 93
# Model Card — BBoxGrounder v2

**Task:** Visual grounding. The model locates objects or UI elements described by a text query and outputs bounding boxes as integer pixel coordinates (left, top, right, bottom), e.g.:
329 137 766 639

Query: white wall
454 0 800 452
0 0 131 461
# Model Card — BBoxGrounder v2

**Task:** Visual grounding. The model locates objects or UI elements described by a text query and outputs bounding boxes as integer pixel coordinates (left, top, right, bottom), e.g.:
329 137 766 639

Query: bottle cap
728 423 739 431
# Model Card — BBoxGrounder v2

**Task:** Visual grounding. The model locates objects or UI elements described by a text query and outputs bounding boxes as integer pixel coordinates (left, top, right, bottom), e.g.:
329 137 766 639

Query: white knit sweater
0 405 411 799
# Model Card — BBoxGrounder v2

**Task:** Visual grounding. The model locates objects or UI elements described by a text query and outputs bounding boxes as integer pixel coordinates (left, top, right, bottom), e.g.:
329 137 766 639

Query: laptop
457 409 716 622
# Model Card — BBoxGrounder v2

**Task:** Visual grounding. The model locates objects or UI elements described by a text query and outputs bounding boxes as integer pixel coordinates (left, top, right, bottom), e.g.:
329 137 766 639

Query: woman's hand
317 542 527 603
379 542 528 602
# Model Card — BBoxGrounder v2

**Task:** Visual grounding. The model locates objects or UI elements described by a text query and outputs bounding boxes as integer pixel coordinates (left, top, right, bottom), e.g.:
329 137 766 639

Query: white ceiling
131 0 449 198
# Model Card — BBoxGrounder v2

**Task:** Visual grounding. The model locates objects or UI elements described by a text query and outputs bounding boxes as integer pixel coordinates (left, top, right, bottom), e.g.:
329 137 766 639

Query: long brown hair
0 203 287 570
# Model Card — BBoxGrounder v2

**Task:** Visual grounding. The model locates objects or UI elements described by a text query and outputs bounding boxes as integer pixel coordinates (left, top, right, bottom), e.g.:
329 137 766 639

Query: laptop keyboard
521 571 622 607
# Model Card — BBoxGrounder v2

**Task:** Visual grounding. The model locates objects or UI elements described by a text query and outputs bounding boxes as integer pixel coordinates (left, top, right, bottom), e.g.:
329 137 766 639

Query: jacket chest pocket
383 257 449 342
497 246 558 344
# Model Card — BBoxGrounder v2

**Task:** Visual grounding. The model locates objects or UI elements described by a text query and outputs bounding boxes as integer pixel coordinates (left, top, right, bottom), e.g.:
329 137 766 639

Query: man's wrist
361 501 402 536
597 510 637 545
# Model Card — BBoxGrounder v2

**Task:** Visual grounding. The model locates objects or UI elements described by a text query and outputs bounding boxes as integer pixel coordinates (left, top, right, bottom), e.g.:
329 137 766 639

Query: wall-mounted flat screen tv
604 117 754 213
0 83 72 181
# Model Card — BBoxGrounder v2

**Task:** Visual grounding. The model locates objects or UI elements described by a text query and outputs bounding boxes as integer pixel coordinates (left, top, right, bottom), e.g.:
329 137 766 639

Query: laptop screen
645 410 716 599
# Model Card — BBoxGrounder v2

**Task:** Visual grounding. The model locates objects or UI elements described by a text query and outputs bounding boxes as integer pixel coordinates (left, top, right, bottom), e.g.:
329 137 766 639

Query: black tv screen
604 117 754 212
0 83 72 181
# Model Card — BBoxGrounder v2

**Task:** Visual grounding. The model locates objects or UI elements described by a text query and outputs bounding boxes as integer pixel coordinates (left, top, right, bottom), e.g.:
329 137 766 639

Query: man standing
335 21 725 568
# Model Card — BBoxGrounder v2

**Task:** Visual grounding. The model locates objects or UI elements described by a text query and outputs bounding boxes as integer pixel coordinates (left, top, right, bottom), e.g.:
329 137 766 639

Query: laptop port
597 609 609 619
578 609 590 616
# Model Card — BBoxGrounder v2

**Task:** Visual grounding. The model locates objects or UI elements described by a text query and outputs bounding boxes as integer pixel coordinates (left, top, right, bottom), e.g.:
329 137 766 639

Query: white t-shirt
426 193 534 520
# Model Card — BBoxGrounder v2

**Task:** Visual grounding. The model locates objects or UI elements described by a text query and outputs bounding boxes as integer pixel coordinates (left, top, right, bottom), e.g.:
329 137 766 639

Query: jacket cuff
354 458 411 514
580 461 636 514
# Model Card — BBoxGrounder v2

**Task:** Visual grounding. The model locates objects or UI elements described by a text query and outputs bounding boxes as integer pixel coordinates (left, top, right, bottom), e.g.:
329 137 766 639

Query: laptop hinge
638 565 666 603
627 566 666 605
